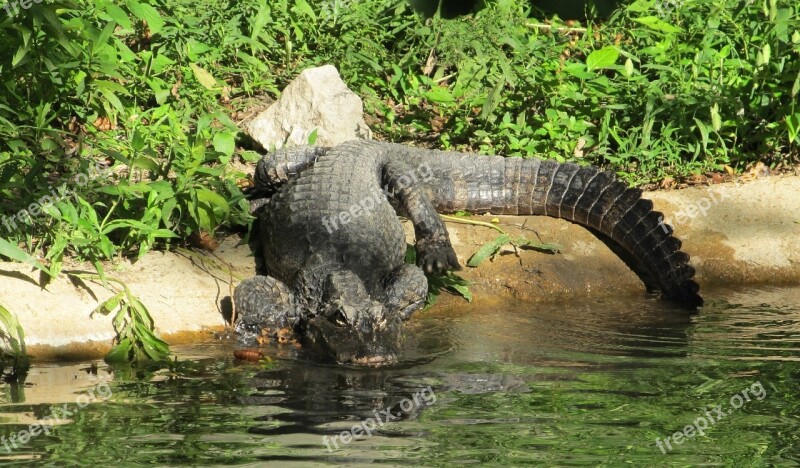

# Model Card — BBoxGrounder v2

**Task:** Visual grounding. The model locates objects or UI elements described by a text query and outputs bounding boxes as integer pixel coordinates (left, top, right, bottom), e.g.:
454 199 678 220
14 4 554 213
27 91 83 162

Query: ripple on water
1 285 799 465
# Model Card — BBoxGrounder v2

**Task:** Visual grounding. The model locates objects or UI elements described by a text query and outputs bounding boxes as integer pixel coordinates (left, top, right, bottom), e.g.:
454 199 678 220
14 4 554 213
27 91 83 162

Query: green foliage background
1 0 798 263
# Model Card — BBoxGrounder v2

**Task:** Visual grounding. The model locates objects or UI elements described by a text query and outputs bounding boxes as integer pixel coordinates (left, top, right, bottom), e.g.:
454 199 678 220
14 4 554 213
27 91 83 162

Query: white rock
244 64 372 149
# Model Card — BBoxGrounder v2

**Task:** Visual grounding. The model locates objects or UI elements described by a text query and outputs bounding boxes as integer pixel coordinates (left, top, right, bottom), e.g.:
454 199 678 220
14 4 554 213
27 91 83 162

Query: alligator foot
233 275 300 346
416 236 461 274
384 264 428 320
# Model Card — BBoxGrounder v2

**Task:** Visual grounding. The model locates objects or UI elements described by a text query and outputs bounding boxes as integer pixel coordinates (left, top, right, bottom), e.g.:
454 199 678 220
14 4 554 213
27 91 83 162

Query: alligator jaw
350 354 397 367
304 314 402 366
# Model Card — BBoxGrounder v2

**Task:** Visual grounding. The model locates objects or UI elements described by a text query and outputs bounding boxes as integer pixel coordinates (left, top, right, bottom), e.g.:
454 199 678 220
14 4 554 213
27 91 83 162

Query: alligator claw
417 239 461 274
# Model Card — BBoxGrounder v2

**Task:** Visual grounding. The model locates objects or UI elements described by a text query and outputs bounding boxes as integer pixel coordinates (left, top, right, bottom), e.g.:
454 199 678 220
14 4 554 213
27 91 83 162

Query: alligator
234 140 701 365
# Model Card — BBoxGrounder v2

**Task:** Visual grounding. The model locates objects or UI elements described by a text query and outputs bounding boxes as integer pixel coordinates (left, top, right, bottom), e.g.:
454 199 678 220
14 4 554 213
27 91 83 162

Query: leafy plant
0 304 30 380
76 274 171 364
404 244 472 305
0 237 53 277
466 232 562 267
439 215 561 267
426 271 473 307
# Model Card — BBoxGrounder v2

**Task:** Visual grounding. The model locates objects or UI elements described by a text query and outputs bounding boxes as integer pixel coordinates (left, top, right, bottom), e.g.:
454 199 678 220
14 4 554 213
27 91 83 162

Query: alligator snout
305 313 402 366
349 354 396 367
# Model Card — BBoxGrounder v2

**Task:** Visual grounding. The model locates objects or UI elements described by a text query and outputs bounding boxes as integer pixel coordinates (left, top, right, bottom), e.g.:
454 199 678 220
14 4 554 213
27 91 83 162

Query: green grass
0 303 29 379
0 0 798 361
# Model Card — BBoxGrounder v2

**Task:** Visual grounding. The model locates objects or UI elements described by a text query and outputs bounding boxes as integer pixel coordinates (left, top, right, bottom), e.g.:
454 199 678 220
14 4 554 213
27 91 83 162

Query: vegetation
0 0 798 361
0 303 28 379
84 274 171 363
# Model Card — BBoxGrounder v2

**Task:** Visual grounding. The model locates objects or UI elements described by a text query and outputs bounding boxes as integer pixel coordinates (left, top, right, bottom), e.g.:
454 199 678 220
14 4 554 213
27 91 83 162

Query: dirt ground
2 174 798 360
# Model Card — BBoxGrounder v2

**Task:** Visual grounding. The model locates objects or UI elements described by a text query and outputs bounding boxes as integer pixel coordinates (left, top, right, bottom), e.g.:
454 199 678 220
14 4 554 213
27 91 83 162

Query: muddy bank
2 175 798 359
0 241 253 360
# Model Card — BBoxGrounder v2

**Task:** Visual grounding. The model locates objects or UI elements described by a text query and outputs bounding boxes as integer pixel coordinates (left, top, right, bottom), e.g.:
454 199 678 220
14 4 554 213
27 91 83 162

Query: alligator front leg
383 264 428 320
233 275 301 346
382 159 460 274
252 146 330 199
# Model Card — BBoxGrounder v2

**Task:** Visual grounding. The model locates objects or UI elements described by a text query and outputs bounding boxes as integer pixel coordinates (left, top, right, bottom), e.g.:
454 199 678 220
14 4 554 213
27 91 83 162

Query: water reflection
0 286 798 465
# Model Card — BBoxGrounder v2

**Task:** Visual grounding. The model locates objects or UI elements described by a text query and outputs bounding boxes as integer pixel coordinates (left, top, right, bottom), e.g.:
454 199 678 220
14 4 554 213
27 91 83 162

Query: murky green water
2 286 799 466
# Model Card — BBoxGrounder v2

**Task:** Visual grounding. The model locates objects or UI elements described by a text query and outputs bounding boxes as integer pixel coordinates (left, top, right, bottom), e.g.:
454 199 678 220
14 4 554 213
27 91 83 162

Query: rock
244 65 372 150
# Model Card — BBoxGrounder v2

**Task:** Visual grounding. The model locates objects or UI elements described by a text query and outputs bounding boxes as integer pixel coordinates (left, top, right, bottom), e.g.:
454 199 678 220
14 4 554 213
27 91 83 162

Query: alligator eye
333 312 348 327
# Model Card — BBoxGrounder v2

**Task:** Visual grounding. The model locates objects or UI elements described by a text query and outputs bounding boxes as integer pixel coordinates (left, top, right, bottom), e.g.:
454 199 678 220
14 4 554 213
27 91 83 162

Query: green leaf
190 188 230 232
105 337 133 363
134 323 169 359
711 103 722 132
195 188 230 216
104 4 133 31
131 128 146 152
92 291 125 316
0 238 53 277
0 303 27 356
467 234 512 267
447 281 473 302
139 336 169 361
626 0 655 12
132 155 161 174
12 45 30 67
250 3 270 44
92 22 117 55
786 113 800 144
562 63 594 79
404 245 417 264
100 219 176 236
694 118 710 150
93 260 107 286
161 198 178 226
36 6 75 56
481 78 505 120
586 46 619 71
425 86 455 104
623 58 635 77
425 272 471 306
185 40 212 61
212 131 235 156
190 63 218 90
292 0 317 19
791 69 800 98
633 16 681 33
126 0 164 35
97 87 124 113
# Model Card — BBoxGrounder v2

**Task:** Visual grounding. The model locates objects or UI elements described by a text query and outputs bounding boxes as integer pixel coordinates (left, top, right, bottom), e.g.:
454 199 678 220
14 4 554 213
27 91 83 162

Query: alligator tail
427 154 702 308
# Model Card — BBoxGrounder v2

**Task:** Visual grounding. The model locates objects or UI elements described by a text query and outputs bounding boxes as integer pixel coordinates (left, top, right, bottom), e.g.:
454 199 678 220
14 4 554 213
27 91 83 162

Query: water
2 285 799 466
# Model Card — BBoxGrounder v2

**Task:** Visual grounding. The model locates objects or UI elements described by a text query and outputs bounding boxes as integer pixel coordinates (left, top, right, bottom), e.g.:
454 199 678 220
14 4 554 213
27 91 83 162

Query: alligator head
303 270 406 366
234 267 427 366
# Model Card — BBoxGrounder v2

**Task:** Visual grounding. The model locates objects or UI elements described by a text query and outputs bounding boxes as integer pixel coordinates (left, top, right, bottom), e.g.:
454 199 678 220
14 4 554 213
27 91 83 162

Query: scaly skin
234 140 701 365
